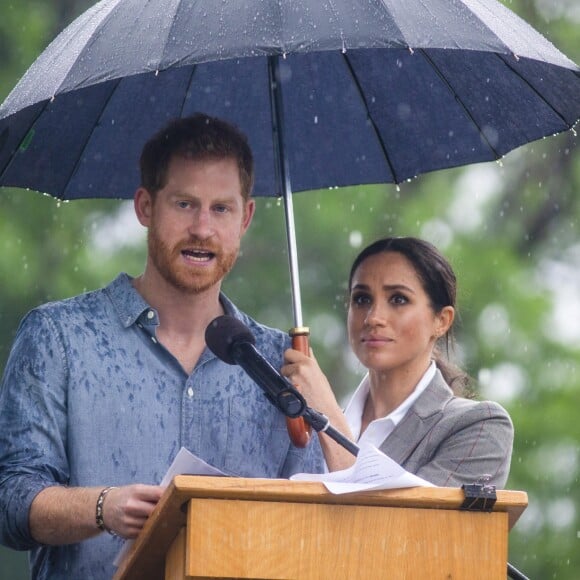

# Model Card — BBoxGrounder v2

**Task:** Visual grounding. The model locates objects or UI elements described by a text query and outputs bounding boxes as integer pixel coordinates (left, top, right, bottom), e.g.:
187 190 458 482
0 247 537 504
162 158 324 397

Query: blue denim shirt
0 273 323 579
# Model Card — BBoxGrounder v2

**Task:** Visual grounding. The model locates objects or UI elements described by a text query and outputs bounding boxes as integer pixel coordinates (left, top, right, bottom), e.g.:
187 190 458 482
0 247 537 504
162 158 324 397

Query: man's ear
241 199 256 234
134 188 153 227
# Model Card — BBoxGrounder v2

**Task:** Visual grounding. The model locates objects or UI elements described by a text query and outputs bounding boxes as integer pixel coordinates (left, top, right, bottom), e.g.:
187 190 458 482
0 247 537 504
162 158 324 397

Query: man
0 114 323 579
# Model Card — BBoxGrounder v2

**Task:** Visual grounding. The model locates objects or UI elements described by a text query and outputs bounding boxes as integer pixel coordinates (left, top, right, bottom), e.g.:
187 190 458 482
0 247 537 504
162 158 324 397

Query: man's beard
147 225 238 294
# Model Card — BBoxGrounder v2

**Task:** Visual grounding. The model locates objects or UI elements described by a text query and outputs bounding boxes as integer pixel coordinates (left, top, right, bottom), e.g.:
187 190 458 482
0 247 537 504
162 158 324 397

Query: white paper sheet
159 446 227 486
290 442 434 493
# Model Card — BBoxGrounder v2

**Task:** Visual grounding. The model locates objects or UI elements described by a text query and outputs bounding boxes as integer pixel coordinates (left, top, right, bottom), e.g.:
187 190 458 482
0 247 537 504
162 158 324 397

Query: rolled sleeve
0 310 70 549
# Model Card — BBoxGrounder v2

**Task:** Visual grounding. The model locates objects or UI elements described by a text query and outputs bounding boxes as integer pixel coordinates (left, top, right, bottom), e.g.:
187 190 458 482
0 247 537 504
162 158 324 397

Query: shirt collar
105 273 150 328
104 272 242 328
344 360 436 441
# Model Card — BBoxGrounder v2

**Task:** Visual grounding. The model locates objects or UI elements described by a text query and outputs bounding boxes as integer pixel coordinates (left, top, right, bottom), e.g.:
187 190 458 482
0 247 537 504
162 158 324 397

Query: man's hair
140 113 254 200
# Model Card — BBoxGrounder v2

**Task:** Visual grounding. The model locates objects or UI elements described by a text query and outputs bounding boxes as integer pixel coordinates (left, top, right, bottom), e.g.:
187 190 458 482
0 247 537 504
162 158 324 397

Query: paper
114 447 227 567
159 446 227 486
290 442 434 494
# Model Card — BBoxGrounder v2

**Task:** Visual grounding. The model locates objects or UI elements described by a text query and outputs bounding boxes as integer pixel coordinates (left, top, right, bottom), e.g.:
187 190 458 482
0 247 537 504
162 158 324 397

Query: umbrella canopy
1 0 579 202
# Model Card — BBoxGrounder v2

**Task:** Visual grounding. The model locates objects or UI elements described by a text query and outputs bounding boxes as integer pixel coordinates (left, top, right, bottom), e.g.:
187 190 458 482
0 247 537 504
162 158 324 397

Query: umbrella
1 0 579 326
1 0 579 447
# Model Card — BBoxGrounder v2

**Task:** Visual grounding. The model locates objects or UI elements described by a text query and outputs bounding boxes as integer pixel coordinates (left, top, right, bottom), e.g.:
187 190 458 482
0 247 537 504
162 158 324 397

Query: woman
282 237 513 487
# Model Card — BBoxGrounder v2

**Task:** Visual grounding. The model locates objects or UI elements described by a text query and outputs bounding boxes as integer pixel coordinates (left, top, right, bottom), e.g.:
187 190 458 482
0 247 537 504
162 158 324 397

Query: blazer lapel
379 371 454 465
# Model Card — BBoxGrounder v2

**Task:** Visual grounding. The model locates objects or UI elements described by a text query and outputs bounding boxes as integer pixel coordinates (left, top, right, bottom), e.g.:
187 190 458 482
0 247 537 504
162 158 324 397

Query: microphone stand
227 340 360 457
302 407 359 457
264 381 359 457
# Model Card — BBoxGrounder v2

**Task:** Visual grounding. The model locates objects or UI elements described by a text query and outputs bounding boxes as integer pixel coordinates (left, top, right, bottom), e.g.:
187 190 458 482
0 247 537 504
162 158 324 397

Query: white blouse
344 361 436 447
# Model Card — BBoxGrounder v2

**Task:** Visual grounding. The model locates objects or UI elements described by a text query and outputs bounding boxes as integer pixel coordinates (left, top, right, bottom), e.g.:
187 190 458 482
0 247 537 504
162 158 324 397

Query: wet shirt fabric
0 273 324 579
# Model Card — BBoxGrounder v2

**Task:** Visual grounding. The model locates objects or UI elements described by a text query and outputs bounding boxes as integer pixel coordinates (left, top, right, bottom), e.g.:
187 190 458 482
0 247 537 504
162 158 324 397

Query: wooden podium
113 476 527 580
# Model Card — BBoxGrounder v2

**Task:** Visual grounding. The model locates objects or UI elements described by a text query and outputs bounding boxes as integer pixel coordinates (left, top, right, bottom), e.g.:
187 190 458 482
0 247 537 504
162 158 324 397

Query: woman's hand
281 348 338 415
282 348 357 471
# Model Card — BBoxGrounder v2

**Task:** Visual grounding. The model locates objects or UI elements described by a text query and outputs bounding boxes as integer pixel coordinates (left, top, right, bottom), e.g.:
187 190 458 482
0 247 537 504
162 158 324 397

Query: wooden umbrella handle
285 327 313 447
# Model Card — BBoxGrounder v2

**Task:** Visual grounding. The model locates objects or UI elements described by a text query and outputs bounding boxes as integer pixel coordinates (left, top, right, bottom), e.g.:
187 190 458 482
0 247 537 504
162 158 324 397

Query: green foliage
1 1 579 578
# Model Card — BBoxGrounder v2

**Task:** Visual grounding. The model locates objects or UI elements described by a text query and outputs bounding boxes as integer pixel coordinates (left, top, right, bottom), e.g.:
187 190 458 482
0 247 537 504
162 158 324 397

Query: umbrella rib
341 52 400 184
61 78 123 199
496 53 576 128
0 101 50 185
1 80 121 199
177 63 198 120
418 48 501 159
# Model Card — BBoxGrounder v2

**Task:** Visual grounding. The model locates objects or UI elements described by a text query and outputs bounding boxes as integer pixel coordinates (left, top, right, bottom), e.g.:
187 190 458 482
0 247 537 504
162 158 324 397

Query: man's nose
188 208 214 237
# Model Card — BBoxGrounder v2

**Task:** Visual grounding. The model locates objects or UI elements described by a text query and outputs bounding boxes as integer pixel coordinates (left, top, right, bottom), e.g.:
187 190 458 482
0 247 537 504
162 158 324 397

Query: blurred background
0 1 578 578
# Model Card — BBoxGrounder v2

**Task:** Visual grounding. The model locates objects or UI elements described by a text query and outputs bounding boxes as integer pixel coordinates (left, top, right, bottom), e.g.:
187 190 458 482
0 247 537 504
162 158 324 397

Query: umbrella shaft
283 190 303 328
268 56 304 328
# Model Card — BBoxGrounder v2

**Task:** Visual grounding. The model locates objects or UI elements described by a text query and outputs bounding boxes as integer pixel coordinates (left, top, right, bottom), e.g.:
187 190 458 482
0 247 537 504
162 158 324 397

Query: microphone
205 315 307 418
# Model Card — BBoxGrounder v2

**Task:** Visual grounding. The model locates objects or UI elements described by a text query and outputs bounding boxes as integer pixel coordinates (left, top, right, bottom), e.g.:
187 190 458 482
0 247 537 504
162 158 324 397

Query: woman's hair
140 113 254 200
348 236 475 398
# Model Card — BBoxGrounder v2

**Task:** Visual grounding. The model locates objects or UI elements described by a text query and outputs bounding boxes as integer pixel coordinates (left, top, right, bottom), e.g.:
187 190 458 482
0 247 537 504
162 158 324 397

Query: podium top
114 476 528 580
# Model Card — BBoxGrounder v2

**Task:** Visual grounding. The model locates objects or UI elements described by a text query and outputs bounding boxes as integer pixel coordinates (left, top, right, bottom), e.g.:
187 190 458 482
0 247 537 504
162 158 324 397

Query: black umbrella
1 1 579 451
1 0 579 329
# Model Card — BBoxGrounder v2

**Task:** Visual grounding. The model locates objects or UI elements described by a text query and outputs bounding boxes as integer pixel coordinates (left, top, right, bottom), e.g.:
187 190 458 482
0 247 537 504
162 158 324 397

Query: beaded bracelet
95 486 118 536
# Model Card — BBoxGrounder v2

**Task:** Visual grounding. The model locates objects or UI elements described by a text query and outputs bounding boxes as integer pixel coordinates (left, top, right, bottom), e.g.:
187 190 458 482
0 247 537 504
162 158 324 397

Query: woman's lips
362 335 393 346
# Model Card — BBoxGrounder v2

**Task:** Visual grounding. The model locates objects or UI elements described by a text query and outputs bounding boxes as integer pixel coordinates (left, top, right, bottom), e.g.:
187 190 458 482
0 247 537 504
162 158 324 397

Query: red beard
147 225 237 294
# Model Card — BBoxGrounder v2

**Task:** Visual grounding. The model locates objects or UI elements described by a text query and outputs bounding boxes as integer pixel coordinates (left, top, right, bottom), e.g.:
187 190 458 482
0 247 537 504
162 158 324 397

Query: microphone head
205 315 256 364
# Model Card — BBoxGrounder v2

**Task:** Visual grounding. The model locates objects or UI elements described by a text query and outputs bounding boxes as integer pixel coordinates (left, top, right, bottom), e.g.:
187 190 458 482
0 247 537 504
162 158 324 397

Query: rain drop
349 231 363 248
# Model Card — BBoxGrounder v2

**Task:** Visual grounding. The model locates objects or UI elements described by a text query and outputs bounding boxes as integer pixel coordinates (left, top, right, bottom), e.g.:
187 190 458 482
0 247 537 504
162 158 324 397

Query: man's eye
213 205 229 213
177 201 190 209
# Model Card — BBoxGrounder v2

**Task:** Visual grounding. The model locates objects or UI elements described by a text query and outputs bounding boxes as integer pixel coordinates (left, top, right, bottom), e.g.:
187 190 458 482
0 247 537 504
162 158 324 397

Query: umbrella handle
286 327 313 447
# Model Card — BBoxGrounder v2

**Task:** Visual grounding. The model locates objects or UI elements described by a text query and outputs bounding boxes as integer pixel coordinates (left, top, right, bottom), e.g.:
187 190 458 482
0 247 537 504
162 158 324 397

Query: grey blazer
379 370 514 488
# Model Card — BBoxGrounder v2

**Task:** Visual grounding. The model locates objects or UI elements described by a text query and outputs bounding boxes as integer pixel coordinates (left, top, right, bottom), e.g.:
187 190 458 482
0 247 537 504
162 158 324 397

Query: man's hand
102 484 164 538
30 483 164 545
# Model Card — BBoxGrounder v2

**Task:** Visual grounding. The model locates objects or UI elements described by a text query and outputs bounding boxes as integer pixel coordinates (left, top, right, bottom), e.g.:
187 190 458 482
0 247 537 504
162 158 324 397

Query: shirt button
187 387 194 398
147 310 155 320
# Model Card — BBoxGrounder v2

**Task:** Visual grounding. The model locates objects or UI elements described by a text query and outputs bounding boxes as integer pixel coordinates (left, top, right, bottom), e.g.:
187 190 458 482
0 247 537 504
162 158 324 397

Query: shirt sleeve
0 309 70 549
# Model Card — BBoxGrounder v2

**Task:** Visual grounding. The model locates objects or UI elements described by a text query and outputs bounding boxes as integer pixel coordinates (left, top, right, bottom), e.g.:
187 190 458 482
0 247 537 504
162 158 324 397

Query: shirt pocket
224 391 290 478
